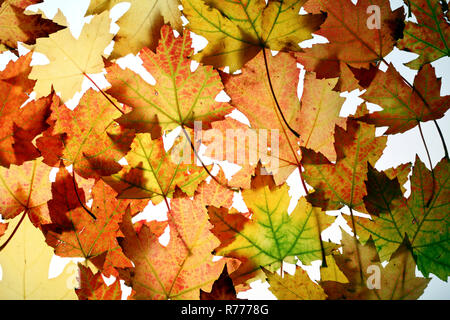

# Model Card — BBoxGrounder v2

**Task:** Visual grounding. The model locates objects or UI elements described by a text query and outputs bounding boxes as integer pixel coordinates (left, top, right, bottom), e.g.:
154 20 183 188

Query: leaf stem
262 49 309 194
417 121 435 207
379 58 449 160
71 171 97 220
262 49 300 139
180 125 238 192
83 72 125 115
297 166 309 196
313 208 327 268
432 119 449 160
0 210 27 252
348 207 364 283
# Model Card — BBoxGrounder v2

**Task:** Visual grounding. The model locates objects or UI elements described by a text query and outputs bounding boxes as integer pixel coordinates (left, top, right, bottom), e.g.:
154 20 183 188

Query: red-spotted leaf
302 110 387 213
47 89 135 179
0 158 52 226
76 264 122 300
297 0 404 79
46 179 148 277
105 25 232 134
119 196 224 300
357 64 450 134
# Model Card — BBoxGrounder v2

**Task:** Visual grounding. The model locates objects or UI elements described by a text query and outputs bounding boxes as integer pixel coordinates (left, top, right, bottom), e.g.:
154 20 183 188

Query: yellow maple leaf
0 214 78 300
264 267 327 300
320 255 349 284
29 10 114 102
87 0 182 58
182 0 325 71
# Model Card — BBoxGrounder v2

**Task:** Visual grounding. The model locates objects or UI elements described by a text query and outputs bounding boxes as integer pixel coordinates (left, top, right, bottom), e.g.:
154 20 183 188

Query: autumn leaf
264 266 327 300
319 255 348 284
301 110 387 213
363 163 404 217
103 133 209 204
47 89 135 179
46 179 148 277
384 162 412 195
200 265 240 300
76 264 122 300
0 223 7 238
321 232 430 300
209 174 336 283
182 0 325 71
106 25 232 133
24 8 68 27
219 50 302 185
346 157 450 281
202 118 282 189
0 214 78 300
194 168 235 209
87 0 182 59
46 165 89 229
398 0 450 69
298 72 346 162
8 94 59 165
0 158 52 226
0 0 63 50
29 10 114 102
0 52 47 168
119 196 224 300
357 64 450 134
296 0 404 79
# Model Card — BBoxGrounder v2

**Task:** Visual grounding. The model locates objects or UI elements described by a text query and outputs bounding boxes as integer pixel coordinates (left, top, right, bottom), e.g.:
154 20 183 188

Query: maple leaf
202 118 282 189
200 265 240 300
46 179 148 277
0 223 7 238
398 0 450 69
87 0 182 59
296 0 404 79
384 162 412 195
24 7 68 27
0 214 78 300
357 64 450 134
363 163 404 217
0 0 63 50
29 10 114 102
76 264 122 300
345 157 450 281
119 196 224 300
194 168 235 209
209 174 336 283
0 52 53 168
301 111 387 213
46 165 88 229
319 255 348 284
106 25 232 133
103 133 209 204
47 89 135 179
264 266 327 300
321 232 430 300
298 72 346 162
219 50 302 185
0 158 52 226
8 94 59 164
181 0 325 71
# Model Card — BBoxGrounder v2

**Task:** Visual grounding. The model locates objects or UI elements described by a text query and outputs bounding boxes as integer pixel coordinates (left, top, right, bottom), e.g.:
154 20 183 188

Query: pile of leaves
0 0 449 300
